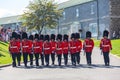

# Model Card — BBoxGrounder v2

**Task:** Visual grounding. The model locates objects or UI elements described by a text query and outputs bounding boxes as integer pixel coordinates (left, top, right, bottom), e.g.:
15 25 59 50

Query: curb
110 53 120 59
0 64 11 68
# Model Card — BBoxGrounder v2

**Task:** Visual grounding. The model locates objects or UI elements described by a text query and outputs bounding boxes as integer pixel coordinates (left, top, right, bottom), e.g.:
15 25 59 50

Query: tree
20 0 63 34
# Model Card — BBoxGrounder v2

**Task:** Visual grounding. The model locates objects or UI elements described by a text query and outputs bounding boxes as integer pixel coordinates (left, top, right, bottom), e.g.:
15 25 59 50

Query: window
76 8 79 17
63 12 66 20
91 5 94 14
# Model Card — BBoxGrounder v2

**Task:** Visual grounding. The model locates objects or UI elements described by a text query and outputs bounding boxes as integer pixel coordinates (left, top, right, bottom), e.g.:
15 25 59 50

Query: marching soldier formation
9 30 112 68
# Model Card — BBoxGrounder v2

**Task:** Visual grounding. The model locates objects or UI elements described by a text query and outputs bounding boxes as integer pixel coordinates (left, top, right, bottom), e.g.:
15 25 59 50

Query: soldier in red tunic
28 35 34 67
9 32 21 67
21 32 30 67
100 30 112 66
50 34 56 65
43 35 51 66
83 31 94 65
62 34 69 66
39 34 44 65
56 34 63 66
17 34 21 66
75 33 82 64
33 34 41 67
69 33 77 66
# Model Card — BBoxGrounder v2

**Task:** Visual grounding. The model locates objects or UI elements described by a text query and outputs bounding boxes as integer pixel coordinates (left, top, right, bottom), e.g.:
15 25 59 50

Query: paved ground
0 47 120 80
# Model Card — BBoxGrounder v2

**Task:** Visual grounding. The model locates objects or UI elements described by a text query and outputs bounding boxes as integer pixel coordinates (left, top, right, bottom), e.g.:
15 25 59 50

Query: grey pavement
0 47 120 80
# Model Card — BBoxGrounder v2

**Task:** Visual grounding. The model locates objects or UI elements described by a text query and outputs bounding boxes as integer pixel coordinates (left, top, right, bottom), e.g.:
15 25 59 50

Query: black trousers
103 52 110 65
23 53 28 67
40 54 44 65
86 52 92 65
57 54 62 66
76 52 80 64
11 53 21 67
28 54 33 66
63 54 68 65
17 53 21 66
71 53 76 65
45 54 50 66
34 54 39 66
51 53 55 64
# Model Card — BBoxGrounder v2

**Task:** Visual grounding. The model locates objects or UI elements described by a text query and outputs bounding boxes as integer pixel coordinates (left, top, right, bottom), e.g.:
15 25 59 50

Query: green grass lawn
0 41 12 66
94 39 120 57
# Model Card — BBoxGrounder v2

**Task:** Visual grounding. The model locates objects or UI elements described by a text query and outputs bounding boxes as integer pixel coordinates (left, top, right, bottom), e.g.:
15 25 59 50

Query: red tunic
62 41 69 54
22 40 31 53
100 38 112 52
43 42 52 54
9 40 20 53
83 39 94 53
76 39 82 52
69 40 77 54
50 41 56 53
33 40 43 54
56 41 63 55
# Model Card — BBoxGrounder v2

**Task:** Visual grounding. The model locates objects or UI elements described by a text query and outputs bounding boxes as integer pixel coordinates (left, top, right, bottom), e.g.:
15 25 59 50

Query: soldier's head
57 34 62 41
103 30 109 38
45 35 49 42
22 32 28 40
34 33 39 40
29 35 33 41
39 34 44 41
51 34 55 41
63 34 68 41
71 33 75 40
12 32 17 40
75 33 80 40
86 31 91 39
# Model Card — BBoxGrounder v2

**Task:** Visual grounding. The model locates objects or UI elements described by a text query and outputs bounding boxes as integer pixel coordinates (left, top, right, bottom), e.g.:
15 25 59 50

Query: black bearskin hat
63 34 68 41
17 34 21 40
39 34 44 40
86 31 91 38
51 34 55 40
71 33 75 39
12 32 17 39
45 35 49 41
29 35 33 40
22 32 28 39
34 34 39 40
57 34 62 41
103 30 109 37
75 33 80 39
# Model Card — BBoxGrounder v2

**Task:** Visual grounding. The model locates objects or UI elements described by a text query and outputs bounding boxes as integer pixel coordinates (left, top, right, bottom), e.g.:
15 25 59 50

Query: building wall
109 0 120 38
59 0 110 39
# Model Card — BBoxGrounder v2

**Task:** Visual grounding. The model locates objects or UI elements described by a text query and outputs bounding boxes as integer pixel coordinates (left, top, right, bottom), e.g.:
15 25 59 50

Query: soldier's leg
29 54 33 66
86 53 89 65
17 53 21 66
34 54 39 66
66 54 68 65
103 52 107 66
73 53 76 66
59 54 62 66
106 52 110 66
23 53 28 67
40 54 44 65
45 54 48 66
76 52 80 64
88 52 92 65
71 54 74 65
63 54 66 65
11 53 16 67
51 53 55 65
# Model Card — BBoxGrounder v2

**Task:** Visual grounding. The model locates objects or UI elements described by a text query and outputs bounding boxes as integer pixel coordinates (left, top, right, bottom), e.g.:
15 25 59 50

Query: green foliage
20 0 63 34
